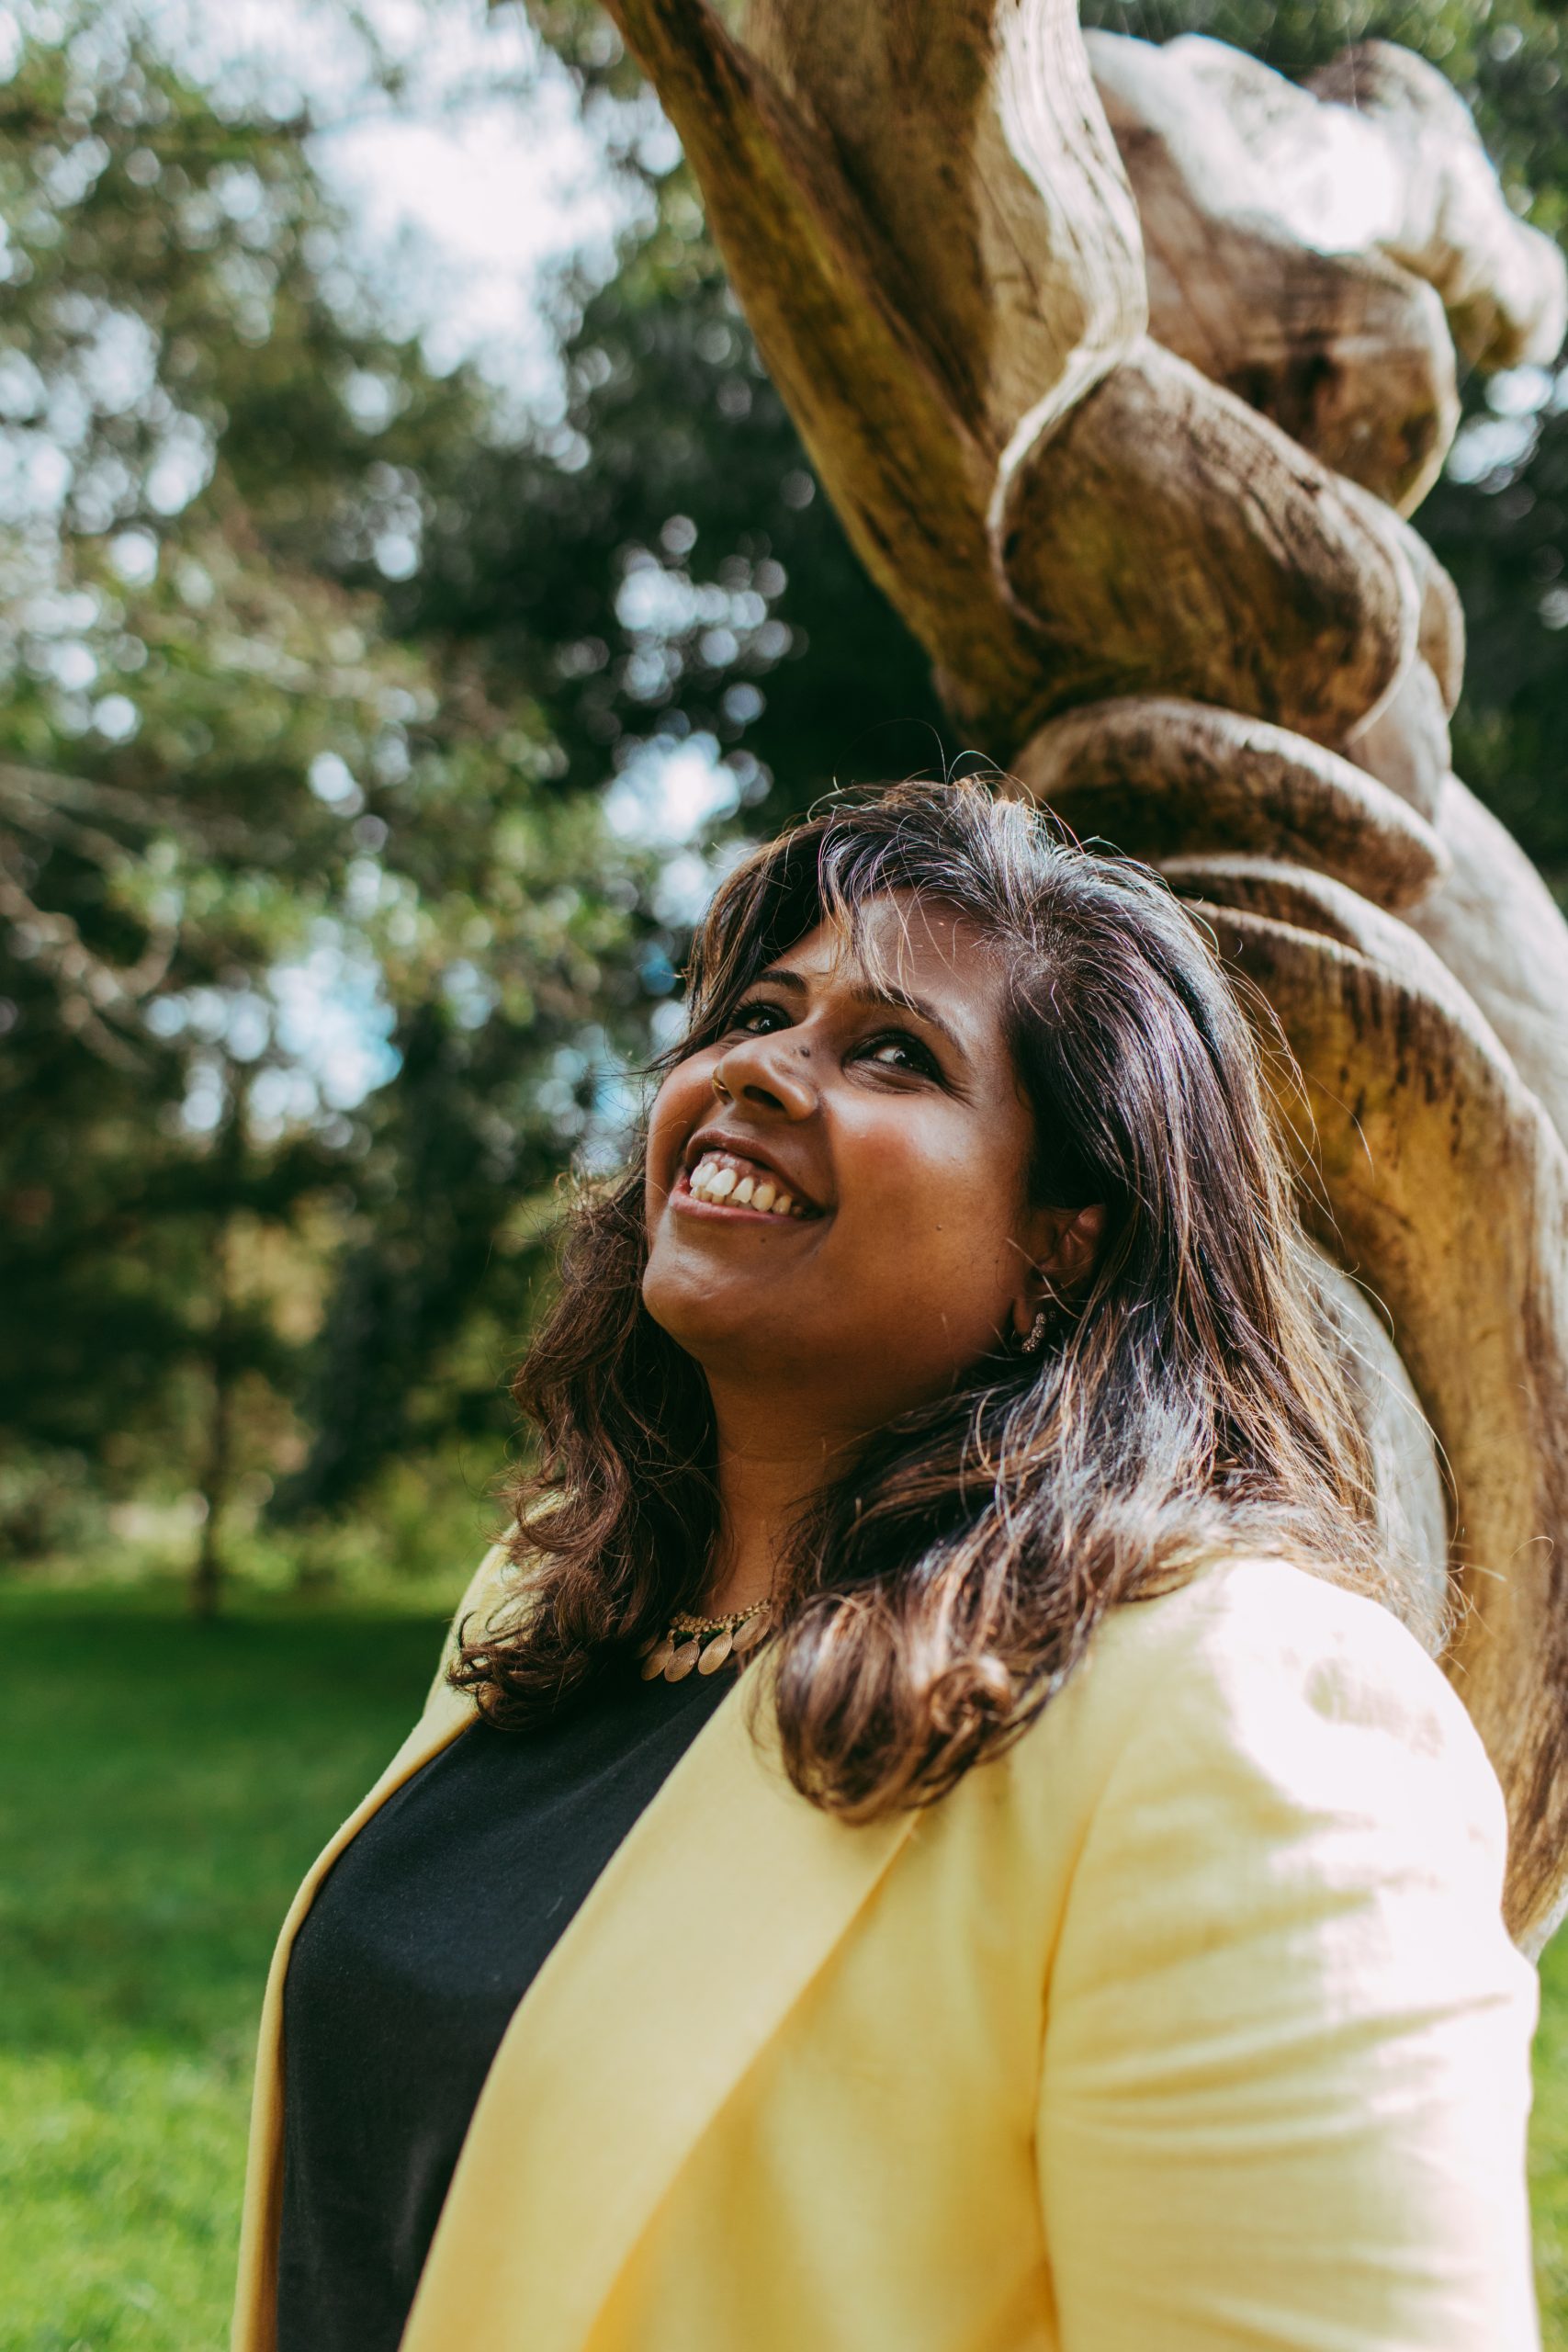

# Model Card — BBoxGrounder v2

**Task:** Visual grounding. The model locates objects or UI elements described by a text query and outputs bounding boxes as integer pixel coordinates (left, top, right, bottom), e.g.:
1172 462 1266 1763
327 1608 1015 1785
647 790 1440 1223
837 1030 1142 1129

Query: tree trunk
597 0 1568 1949
192 1190 235 1622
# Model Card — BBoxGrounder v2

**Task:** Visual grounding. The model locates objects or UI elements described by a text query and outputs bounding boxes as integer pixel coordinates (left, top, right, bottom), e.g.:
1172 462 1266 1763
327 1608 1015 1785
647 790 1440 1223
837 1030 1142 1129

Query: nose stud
712 1069 731 1100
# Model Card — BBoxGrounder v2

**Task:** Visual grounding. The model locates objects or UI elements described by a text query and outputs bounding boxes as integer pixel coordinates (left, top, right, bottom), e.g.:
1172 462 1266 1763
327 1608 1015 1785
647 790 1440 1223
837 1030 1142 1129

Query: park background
1 0 1566 2341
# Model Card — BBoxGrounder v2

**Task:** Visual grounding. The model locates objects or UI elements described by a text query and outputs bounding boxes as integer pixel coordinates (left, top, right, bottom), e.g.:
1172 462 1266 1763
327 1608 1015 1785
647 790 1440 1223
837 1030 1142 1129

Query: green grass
1535 1931 1568 2339
1 1583 1566 2348
0 1586 450 2352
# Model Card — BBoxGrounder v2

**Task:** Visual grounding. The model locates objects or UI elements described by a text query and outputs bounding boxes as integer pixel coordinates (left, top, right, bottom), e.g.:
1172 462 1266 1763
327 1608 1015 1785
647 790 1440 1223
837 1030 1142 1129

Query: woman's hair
453 778 1402 1816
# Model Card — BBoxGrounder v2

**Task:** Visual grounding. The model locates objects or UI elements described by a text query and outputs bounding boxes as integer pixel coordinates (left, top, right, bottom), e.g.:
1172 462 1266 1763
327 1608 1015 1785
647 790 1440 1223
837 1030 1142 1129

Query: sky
148 0 634 401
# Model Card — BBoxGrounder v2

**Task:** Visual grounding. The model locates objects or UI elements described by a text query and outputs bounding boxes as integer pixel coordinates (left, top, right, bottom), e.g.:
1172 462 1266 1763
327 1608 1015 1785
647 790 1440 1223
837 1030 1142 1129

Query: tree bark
192 1167 237 1622
601 0 1568 1945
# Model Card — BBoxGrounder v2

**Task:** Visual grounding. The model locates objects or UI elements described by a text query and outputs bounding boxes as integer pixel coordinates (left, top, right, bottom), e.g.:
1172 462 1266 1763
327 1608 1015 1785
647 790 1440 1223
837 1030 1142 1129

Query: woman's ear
1043 1203 1106 1290
1012 1204 1107 1341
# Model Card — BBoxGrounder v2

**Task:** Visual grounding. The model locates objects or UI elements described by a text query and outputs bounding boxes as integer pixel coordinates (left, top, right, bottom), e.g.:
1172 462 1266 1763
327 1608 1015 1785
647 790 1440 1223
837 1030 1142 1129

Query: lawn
2 1582 1566 2350
0 1585 449 2352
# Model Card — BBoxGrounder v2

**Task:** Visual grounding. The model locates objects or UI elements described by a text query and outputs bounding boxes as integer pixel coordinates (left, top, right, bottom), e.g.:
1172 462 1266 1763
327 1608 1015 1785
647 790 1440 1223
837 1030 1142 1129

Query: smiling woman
232 782 1540 2352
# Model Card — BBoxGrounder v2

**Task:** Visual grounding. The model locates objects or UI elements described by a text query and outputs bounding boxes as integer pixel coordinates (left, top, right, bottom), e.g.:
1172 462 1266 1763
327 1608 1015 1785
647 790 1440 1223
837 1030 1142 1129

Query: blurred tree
276 7 955 1522
0 11 646 1590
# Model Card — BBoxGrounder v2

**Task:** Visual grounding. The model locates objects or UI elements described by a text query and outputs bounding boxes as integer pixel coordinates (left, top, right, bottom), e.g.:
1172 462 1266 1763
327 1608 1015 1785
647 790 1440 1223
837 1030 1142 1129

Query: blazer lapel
400 1665 921 2352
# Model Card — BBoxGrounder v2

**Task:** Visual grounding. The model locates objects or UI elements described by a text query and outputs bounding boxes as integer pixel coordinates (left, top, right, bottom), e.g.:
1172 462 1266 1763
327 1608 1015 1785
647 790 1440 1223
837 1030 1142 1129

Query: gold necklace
638 1597 772 1684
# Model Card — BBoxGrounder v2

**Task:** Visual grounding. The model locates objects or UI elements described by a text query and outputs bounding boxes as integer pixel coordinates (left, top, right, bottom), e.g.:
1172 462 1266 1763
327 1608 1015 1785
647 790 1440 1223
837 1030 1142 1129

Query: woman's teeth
687 1153 807 1216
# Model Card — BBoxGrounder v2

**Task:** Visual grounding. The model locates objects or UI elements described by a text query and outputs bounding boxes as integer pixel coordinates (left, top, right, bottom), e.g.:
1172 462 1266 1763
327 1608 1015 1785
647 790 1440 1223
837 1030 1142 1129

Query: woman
233 781 1539 2352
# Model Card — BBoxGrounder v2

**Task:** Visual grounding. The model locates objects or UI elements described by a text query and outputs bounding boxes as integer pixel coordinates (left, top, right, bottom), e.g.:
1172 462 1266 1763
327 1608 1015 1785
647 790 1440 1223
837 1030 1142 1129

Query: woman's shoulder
1036 1564 1538 2352
1015 1555 1510 1872
1088 1552 1468 1733
1039 1555 1511 1886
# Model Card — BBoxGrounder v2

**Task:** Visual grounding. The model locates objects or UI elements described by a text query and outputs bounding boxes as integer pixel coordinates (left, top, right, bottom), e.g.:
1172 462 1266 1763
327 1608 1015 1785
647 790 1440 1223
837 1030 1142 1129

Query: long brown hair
454 780 1399 1816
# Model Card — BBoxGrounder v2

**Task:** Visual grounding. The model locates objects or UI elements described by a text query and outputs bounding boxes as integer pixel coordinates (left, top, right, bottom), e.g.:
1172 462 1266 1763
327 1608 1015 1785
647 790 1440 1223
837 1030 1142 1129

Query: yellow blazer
232 1552 1540 2352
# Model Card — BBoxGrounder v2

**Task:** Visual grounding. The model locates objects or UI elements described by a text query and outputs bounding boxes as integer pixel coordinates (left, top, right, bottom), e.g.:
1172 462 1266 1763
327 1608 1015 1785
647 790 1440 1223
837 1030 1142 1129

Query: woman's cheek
890 1144 1020 1302
844 1121 979 1229
647 1064 711 1193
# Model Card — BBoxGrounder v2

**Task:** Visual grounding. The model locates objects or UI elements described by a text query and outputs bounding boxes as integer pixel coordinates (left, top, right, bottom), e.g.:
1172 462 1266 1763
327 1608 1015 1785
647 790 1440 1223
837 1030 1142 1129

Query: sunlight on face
641 894 1058 1437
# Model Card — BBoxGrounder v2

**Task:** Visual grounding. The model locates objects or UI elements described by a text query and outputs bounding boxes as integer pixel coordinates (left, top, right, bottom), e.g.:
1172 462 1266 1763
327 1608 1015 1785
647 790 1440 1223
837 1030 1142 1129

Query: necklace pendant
697 1628 735 1675
665 1636 704 1682
731 1611 770 1654
640 1636 675 1680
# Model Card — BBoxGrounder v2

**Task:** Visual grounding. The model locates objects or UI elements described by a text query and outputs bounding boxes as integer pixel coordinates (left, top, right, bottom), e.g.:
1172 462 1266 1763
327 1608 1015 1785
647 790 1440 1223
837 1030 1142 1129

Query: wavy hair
453 780 1398 1816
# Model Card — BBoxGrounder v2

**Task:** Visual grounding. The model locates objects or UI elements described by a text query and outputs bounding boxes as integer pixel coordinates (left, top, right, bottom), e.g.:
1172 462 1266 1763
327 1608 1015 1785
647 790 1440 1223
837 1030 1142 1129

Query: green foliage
403 227 946 817
0 11 651 1566
0 0 949 1557
1538 1930 1568 2339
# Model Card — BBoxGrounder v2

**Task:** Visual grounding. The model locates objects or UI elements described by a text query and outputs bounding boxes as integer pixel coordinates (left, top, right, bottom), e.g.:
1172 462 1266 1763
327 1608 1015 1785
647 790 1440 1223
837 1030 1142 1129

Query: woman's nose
712 1030 817 1119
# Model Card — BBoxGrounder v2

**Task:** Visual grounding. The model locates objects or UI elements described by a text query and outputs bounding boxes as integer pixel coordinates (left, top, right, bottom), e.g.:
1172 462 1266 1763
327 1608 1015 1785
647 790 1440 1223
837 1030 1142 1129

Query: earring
1021 1306 1050 1354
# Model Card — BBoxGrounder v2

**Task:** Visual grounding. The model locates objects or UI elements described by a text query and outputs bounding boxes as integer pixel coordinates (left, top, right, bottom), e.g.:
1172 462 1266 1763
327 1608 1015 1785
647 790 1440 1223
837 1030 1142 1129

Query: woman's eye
728 999 788 1035
721 1004 938 1078
860 1032 938 1078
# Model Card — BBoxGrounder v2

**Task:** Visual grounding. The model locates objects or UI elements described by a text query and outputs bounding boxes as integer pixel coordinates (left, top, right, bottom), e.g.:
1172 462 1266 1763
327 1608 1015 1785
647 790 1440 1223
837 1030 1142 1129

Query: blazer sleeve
1034 1560 1541 2352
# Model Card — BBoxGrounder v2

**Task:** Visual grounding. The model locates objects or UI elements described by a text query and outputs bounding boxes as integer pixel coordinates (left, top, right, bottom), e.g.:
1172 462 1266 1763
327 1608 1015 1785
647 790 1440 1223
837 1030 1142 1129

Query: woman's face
642 893 1094 1437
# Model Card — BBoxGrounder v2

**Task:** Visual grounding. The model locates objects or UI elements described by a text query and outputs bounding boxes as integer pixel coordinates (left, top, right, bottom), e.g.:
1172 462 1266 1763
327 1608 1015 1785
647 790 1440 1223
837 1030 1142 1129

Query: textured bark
743 0 1146 450
1340 658 1451 821
1409 535 1467 717
1081 35 1566 517
604 0 1143 748
1337 473 1468 714
603 0 1568 1940
1309 42 1568 371
1308 1249 1450 1658
994 336 1416 741
1013 698 1448 912
1190 898 1568 1953
606 0 1433 752
1405 776 1568 1155
1087 31 1460 513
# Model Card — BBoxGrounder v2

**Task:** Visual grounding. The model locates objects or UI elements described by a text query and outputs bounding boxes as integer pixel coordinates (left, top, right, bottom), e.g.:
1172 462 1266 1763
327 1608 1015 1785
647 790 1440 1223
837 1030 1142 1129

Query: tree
547 0 1568 1954
491 0 1568 903
0 13 645 1598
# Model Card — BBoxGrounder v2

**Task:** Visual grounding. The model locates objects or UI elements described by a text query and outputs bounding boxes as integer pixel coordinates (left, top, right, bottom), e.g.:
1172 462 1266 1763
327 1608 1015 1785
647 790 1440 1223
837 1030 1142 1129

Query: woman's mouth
678 1148 819 1220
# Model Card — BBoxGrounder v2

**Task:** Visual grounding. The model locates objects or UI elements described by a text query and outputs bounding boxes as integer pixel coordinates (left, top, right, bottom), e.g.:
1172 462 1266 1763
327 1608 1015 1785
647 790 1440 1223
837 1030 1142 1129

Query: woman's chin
642 1256 823 1369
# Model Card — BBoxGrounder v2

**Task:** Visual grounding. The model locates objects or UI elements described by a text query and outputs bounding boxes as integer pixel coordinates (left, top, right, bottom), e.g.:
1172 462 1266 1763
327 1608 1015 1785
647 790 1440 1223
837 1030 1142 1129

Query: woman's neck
703 1384 863 1616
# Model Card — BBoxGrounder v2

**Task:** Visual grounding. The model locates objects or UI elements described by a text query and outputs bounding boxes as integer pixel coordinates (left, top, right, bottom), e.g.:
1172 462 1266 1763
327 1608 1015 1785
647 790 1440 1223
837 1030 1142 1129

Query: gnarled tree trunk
598 0 1568 1952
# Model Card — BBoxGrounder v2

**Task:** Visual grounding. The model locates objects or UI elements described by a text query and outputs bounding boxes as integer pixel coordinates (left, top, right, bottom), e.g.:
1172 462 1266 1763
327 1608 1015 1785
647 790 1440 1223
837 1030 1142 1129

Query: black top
276 1654 733 2352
